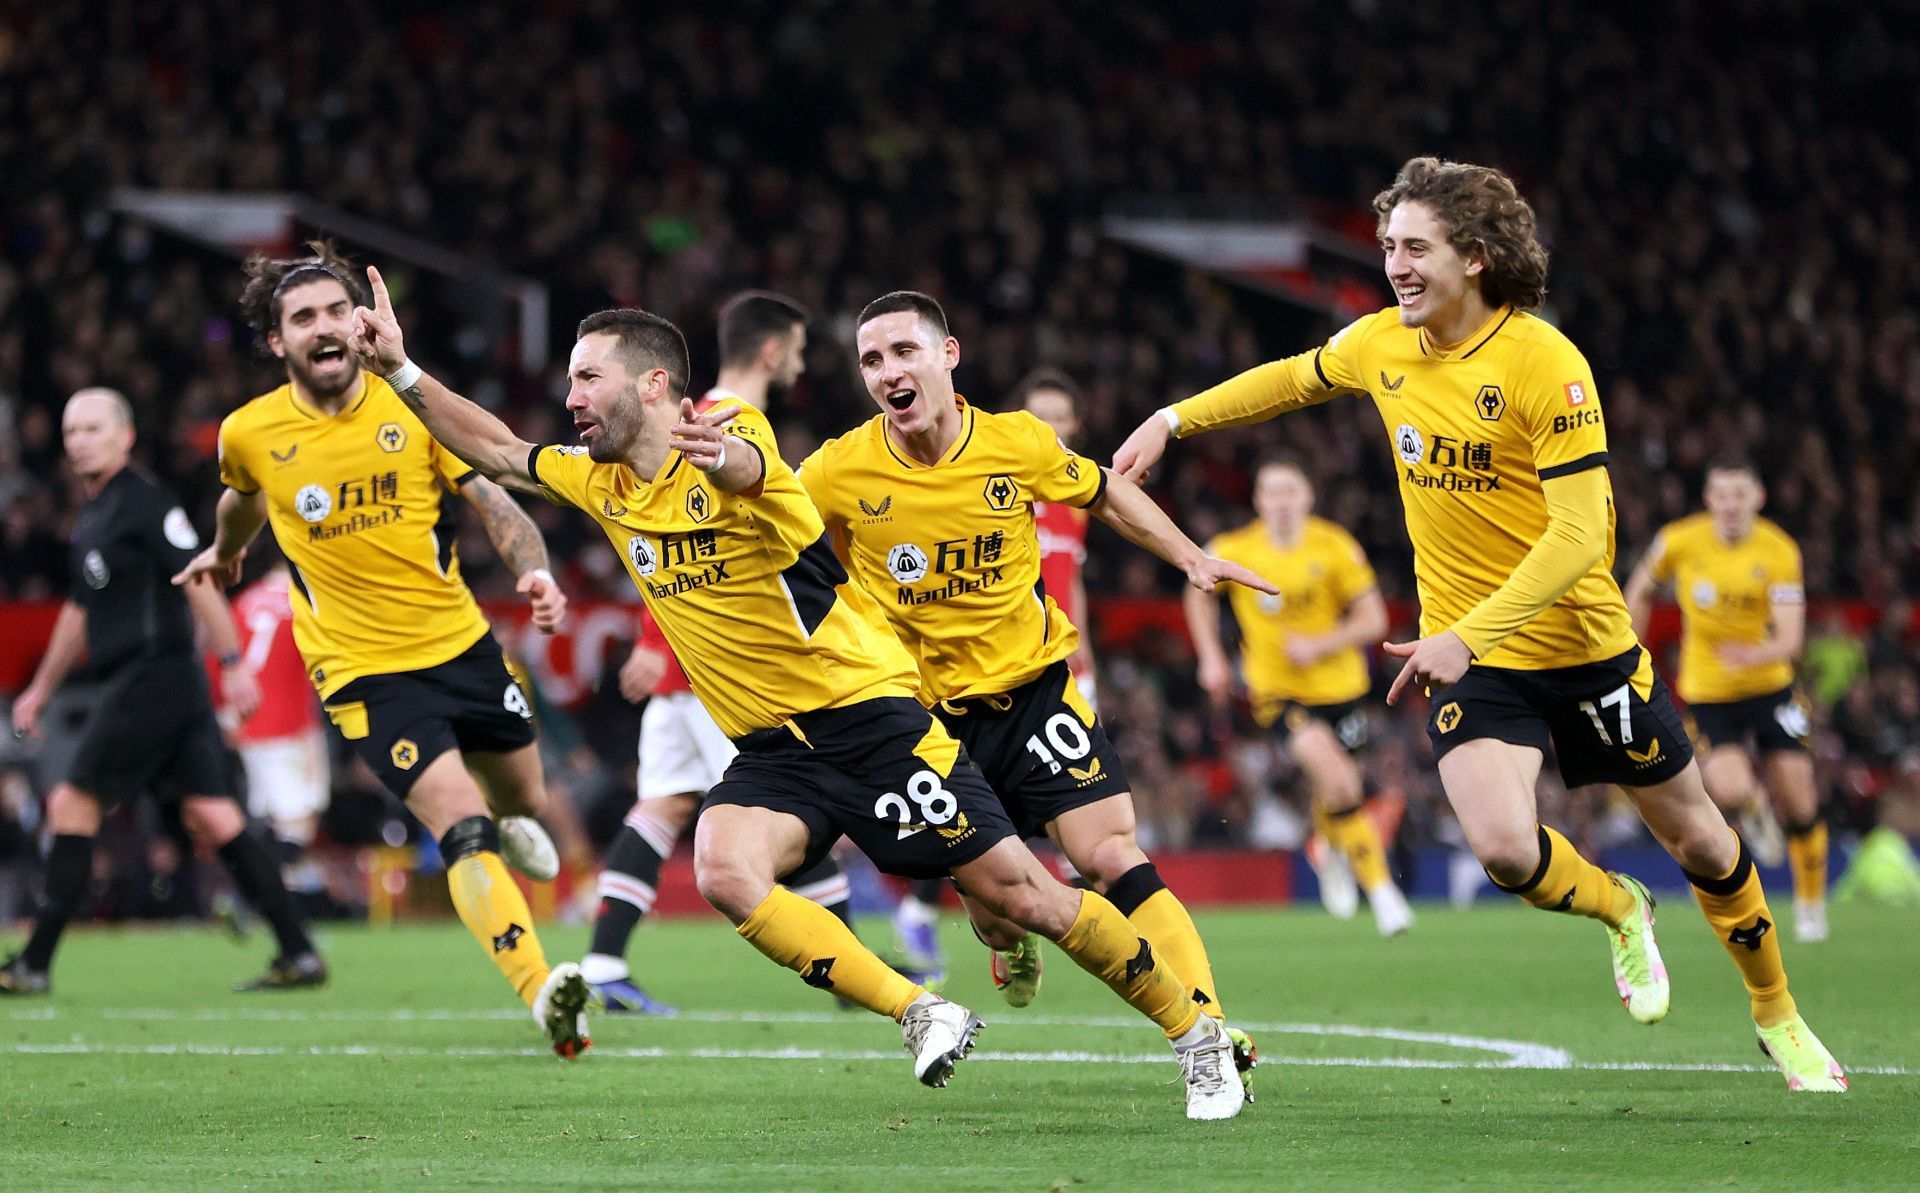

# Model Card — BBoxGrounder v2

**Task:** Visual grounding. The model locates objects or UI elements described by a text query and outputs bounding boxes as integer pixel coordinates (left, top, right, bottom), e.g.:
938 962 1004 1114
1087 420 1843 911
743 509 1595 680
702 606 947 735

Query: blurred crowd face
1024 387 1080 446
1381 200 1480 334
770 324 808 389
272 277 360 400
1704 467 1764 540
62 389 134 483
857 311 960 441
566 332 651 464
1253 462 1313 538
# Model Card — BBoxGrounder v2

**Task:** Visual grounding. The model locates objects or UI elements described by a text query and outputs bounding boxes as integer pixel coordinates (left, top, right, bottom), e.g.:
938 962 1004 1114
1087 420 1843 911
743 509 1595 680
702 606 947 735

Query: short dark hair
576 308 690 398
1373 157 1549 310
239 239 366 343
1010 367 1081 409
718 290 809 368
1703 452 1760 481
1255 449 1314 484
857 290 949 338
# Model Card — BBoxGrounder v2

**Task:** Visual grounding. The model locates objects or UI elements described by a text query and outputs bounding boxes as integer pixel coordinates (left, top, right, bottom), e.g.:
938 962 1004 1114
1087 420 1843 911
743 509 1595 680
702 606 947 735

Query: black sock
588 824 668 959
22 834 95 970
785 855 855 933
909 877 948 906
217 828 315 958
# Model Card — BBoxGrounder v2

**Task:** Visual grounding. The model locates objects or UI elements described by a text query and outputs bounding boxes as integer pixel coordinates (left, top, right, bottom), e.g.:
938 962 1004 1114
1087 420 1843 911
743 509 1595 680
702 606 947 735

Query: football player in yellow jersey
1186 453 1412 936
1115 157 1845 1091
1625 456 1827 941
802 292 1273 1080
346 271 1247 1119
173 246 593 1058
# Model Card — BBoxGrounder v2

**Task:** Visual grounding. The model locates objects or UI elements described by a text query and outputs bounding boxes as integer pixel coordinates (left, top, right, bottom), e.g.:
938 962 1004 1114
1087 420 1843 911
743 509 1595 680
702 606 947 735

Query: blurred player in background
1117 156 1845 1091
803 291 1272 1083
3 389 322 995
890 367 1097 981
1185 452 1413 935
353 276 1248 1118
583 291 858 1013
216 541 329 854
1625 455 1827 940
174 246 592 1057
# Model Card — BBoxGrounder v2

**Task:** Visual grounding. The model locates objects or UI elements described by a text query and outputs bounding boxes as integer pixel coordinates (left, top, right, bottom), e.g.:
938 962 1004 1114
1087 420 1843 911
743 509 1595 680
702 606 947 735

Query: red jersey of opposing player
209 568 321 742
1034 499 1089 632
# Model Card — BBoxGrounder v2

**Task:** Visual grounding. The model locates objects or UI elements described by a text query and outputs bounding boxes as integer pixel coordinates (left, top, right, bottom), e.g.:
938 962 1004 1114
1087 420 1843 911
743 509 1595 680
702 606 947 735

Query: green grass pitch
4 901 1917 1190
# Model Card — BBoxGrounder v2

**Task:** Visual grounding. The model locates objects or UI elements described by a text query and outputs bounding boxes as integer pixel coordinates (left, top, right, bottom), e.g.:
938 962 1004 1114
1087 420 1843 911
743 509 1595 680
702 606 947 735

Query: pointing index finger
366 265 391 313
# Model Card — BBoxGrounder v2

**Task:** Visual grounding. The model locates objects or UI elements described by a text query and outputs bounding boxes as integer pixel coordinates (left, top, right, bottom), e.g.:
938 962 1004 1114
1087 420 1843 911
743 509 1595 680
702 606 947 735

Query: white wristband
384 359 422 394
696 442 727 474
1158 406 1182 434
526 568 556 588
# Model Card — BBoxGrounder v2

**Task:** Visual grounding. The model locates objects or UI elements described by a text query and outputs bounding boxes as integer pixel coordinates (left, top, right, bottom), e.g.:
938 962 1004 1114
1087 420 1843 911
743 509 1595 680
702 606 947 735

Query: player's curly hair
1373 158 1549 310
238 239 367 344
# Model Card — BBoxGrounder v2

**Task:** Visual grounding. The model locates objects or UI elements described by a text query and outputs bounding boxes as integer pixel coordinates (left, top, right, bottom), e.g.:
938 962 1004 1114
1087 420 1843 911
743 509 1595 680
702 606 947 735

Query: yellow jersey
528 402 921 739
217 373 490 697
1646 513 1802 703
799 398 1107 703
1172 305 1637 671
1206 516 1376 718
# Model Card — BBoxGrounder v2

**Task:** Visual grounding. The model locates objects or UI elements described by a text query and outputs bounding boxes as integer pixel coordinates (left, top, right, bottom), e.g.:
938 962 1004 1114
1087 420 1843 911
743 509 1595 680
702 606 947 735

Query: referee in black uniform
3 388 324 994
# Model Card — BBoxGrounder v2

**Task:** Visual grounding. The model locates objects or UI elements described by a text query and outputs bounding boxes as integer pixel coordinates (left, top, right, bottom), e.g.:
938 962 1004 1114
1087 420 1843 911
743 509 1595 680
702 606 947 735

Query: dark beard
286 352 358 399
588 384 647 463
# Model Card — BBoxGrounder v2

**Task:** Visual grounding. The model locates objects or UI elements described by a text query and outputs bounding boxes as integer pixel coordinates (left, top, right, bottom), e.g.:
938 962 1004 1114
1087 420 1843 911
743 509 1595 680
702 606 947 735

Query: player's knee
1077 834 1149 891
692 853 773 923
180 798 245 851
45 785 102 835
1477 831 1544 888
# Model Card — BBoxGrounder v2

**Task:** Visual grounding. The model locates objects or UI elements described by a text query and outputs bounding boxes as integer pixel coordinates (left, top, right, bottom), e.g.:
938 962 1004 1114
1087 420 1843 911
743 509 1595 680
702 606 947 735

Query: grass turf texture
3 902 1916 1191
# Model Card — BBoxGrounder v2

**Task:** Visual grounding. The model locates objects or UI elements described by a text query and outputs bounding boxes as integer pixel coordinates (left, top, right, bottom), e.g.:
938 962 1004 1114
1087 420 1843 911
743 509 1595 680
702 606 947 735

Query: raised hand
348 265 408 374
668 398 741 471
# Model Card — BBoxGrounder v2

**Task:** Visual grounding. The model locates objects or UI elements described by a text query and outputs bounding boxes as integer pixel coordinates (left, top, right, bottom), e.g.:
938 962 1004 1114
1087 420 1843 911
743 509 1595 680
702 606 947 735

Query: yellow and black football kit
1171 305 1689 788
1206 516 1376 750
527 401 1015 878
218 373 533 794
1647 513 1810 753
800 400 1131 836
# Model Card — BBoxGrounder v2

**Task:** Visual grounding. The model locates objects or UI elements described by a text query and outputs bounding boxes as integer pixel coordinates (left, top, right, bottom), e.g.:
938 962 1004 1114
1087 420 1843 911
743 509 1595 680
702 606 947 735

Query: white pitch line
4 1040 1915 1076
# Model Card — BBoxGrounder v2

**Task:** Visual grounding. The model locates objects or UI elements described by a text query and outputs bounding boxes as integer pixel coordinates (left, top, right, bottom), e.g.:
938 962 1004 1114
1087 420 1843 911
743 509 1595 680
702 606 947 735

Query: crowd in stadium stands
3 1 1918 865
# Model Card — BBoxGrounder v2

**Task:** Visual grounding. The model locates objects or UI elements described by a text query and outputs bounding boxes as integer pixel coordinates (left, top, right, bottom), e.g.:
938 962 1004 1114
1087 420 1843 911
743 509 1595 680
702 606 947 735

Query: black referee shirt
68 466 204 675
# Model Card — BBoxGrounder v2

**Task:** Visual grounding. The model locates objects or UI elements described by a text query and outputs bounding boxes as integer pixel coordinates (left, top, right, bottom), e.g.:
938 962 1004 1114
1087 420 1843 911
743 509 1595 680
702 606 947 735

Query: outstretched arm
461 476 568 633
1090 469 1277 596
349 266 540 494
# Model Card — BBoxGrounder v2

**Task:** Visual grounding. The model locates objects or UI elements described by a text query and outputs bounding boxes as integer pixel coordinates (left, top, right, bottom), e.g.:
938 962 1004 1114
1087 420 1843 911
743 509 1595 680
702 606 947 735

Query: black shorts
934 660 1131 839
1426 646 1693 789
322 631 536 798
68 652 229 806
704 697 1016 880
1689 687 1812 754
1266 697 1371 755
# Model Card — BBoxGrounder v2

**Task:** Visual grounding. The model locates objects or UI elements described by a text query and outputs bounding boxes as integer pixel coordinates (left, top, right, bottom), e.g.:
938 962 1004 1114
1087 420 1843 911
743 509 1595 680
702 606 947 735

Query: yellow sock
1322 804 1392 892
1786 820 1829 905
1489 825 1634 928
1106 861 1223 1017
447 851 551 1007
1688 830 1796 1027
739 886 922 1019
1056 889 1201 1039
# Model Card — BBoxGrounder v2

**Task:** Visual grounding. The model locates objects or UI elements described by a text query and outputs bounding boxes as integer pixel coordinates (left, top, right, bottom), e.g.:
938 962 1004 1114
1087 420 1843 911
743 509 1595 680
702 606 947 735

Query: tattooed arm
461 475 568 633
